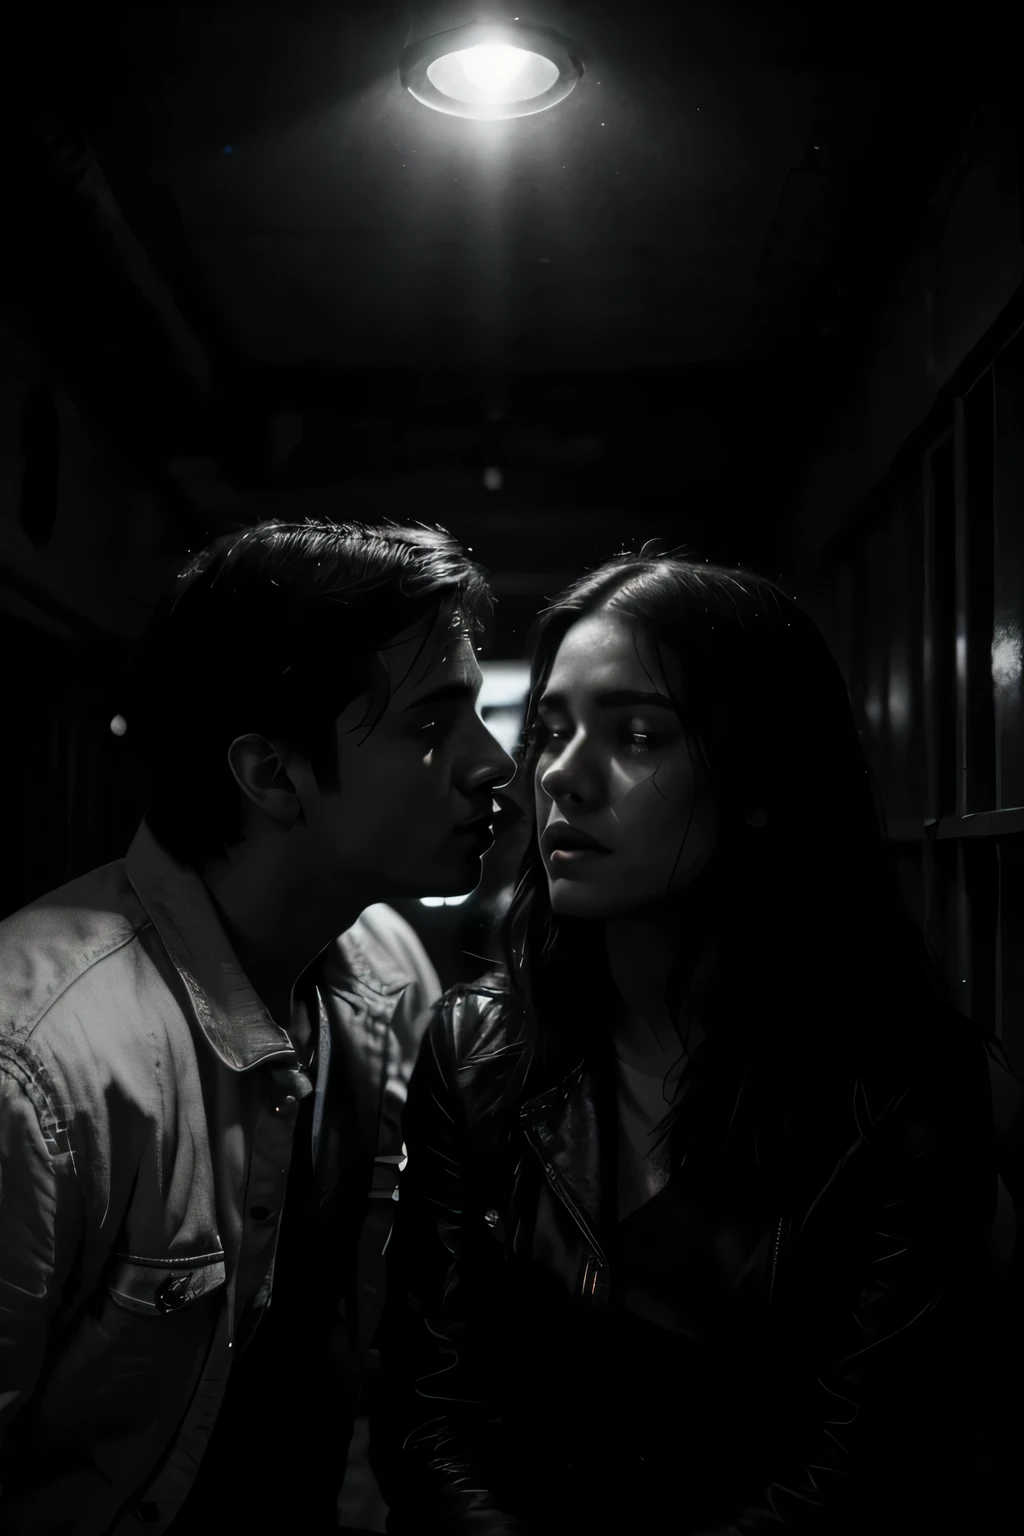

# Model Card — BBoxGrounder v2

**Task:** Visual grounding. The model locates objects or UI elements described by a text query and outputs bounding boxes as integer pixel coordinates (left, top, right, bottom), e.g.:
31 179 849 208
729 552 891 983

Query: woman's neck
603 877 735 1069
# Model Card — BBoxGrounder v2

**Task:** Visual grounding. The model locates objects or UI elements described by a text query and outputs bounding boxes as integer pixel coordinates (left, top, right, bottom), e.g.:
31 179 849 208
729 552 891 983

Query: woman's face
533 608 718 920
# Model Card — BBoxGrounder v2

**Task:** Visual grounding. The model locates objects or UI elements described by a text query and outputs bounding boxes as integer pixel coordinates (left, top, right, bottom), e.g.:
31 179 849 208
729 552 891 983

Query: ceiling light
400 21 583 121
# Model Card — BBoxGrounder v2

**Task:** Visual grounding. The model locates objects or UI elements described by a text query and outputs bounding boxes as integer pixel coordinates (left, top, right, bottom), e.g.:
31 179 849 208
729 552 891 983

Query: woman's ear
226 734 304 830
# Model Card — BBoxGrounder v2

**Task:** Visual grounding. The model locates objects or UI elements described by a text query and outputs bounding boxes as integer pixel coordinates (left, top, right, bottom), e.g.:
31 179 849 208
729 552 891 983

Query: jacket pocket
107 1252 227 1317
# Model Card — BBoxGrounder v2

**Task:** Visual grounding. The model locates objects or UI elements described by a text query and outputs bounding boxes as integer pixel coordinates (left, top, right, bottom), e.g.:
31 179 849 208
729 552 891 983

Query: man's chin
405 856 483 901
434 870 483 899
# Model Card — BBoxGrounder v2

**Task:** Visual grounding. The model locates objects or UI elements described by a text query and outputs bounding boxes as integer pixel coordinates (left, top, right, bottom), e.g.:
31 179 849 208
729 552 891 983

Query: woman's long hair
486 547 951 1118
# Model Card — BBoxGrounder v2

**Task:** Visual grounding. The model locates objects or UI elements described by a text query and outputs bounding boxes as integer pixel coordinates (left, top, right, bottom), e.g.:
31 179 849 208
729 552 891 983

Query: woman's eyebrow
538 689 679 712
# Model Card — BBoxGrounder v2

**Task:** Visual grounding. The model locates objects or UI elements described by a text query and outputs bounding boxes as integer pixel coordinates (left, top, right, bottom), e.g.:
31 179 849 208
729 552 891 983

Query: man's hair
127 518 492 867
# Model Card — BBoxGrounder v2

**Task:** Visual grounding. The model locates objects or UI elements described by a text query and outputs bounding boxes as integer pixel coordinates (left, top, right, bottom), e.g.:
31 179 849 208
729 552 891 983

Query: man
337 901 440 1536
0 518 513 1535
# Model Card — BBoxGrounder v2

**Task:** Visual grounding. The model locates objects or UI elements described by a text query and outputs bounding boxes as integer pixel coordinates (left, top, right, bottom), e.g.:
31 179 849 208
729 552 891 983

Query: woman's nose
539 737 600 803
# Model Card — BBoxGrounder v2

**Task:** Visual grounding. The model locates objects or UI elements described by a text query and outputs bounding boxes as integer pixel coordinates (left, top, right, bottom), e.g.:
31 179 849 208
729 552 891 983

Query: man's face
303 612 515 899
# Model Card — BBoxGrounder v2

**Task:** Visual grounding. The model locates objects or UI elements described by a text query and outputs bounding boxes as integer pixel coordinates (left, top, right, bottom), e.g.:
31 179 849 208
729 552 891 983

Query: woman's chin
548 883 616 921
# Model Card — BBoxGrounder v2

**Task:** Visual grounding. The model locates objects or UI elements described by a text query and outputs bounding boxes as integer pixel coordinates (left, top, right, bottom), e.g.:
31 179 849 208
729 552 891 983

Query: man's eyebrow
538 688 679 712
401 680 480 712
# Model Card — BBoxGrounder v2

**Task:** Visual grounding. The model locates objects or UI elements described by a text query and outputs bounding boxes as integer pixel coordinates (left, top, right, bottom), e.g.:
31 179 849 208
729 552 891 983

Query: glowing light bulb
403 21 580 120
426 42 559 109
460 43 528 97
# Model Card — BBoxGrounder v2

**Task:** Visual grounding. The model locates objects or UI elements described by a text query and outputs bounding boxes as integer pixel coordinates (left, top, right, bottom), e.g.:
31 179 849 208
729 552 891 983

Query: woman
369 549 998 1535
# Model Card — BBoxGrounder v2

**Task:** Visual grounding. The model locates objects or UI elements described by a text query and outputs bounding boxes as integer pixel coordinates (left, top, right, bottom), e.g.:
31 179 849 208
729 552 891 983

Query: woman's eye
621 724 660 754
621 730 649 755
529 719 560 747
532 719 658 753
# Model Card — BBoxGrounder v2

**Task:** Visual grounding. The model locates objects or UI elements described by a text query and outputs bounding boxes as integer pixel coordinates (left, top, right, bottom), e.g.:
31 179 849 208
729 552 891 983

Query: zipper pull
768 1217 784 1305
580 1255 606 1300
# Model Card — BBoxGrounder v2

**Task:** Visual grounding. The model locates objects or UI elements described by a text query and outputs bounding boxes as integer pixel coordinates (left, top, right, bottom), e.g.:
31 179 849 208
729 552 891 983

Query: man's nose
487 741 517 789
466 720 516 791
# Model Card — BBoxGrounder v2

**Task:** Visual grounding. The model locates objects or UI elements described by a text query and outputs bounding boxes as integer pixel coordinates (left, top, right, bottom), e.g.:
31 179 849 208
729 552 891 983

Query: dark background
3 3 1024 1528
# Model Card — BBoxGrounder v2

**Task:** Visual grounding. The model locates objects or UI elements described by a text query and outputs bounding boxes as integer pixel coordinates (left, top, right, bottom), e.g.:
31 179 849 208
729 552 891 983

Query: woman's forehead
547 610 677 695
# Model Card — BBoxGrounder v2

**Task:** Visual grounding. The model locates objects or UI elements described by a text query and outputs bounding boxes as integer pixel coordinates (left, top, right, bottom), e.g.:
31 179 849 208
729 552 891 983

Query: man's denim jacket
0 823 435 1535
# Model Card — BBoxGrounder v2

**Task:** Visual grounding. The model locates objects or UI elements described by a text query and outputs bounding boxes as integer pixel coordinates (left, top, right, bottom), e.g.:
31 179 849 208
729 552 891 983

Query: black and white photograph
1 3 1022 1533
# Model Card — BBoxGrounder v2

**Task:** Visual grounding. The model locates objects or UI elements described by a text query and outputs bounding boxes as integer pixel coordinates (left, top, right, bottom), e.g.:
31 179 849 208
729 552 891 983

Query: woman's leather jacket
370 978 998 1535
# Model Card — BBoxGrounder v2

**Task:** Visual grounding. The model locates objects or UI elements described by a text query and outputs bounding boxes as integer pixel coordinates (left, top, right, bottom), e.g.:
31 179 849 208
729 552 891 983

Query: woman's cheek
615 763 666 806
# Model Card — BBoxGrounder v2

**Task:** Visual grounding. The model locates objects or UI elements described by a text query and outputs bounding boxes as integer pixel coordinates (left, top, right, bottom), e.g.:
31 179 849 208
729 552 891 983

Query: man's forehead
387 625 481 697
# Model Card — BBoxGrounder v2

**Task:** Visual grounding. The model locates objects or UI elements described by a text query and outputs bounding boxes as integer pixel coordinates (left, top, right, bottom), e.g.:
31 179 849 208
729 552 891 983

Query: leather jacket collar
520 1054 616 1267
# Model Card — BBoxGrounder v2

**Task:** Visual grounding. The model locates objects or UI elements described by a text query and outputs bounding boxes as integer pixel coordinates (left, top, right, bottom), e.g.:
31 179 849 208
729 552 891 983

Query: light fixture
400 20 583 121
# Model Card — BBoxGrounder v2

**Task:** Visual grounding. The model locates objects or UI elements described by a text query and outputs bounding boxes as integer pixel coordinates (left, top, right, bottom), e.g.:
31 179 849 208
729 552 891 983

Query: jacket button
484 1208 500 1227
250 1205 271 1221
134 1503 161 1523
155 1275 191 1314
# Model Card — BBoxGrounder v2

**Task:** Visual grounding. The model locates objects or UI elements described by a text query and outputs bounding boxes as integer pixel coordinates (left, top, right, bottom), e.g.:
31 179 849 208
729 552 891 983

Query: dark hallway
1 3 1023 1533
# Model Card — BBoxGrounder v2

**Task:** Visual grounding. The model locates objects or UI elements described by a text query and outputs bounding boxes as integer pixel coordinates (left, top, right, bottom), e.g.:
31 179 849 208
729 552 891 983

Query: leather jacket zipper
768 1217 783 1305
521 1124 609 1274
580 1255 604 1297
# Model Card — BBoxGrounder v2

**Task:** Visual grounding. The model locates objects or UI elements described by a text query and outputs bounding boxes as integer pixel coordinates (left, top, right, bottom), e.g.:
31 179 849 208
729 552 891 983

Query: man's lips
455 810 496 845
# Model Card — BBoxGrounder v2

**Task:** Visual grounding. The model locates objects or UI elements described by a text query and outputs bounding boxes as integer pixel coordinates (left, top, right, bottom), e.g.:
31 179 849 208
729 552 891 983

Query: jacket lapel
520 1053 616 1265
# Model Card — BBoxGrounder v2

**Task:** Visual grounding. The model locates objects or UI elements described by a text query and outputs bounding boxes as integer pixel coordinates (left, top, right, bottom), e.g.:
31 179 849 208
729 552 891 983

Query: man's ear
227 734 306 829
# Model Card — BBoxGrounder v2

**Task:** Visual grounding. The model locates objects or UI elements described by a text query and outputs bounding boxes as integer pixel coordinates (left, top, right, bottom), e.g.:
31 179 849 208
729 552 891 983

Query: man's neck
200 844 367 1034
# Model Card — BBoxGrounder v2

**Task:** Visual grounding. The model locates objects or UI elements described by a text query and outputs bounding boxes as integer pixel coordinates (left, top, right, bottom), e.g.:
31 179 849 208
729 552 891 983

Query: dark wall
788 109 1024 1069
788 112 1024 567
788 107 1024 1533
0 322 190 916
0 615 147 919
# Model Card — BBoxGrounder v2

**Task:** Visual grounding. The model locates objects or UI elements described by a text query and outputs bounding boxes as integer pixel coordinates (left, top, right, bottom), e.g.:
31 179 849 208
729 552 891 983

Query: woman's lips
548 846 611 868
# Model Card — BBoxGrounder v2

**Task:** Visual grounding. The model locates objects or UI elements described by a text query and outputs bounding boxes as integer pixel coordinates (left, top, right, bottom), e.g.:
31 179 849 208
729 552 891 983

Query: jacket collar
520 1052 616 1266
518 1033 747 1264
125 820 302 1073
335 910 420 997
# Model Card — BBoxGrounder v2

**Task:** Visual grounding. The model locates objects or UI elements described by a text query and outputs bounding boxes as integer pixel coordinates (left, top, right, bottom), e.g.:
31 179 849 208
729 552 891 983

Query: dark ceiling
121 3 827 372
1 0 1020 648
50 0 1014 372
